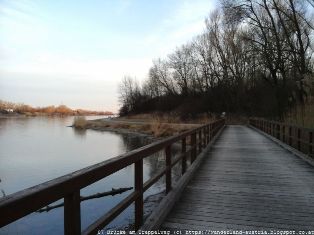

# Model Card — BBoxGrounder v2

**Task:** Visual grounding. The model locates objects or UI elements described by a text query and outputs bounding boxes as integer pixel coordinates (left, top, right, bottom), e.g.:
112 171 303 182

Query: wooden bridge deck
161 125 314 231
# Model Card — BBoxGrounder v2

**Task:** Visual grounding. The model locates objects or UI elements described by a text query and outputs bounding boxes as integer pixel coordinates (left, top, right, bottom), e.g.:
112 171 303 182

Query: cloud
142 0 215 57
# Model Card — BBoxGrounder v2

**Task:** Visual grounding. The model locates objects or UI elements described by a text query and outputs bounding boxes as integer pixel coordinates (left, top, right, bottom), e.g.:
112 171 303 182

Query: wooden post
64 190 81 235
198 130 202 153
207 125 210 144
269 123 271 135
134 159 143 230
165 145 172 194
283 125 285 143
309 132 313 156
203 128 206 147
191 133 196 163
298 129 301 151
289 127 292 146
181 137 186 175
204 126 208 145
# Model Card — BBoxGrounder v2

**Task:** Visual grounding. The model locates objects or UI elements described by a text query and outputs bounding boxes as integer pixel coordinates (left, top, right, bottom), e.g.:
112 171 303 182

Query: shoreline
0 113 114 118
87 125 159 142
72 117 201 138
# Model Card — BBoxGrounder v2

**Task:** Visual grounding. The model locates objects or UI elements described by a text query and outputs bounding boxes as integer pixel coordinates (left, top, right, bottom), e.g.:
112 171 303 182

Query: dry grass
72 116 87 129
148 119 192 137
77 112 219 137
284 102 314 128
121 112 215 124
80 116 197 137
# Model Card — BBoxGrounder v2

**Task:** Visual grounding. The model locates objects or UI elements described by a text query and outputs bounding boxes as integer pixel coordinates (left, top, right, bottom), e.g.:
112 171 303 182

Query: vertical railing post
207 125 210 143
134 159 143 230
283 125 285 143
165 145 172 194
198 130 202 153
205 125 209 146
277 124 280 140
298 128 301 151
181 137 187 175
64 190 81 235
289 127 292 146
191 133 196 163
309 132 313 156
203 127 206 147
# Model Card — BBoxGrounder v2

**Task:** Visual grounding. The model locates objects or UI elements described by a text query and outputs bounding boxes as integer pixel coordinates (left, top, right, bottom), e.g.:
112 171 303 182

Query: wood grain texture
161 125 314 231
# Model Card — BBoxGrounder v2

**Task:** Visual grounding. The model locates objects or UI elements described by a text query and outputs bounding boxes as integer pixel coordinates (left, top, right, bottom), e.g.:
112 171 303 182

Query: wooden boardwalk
161 125 314 231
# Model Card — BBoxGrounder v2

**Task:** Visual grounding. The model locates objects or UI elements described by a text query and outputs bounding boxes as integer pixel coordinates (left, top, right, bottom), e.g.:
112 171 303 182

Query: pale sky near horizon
0 0 217 112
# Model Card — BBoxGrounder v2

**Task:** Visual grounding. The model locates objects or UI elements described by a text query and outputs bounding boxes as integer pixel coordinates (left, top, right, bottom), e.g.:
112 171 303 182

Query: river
0 116 176 234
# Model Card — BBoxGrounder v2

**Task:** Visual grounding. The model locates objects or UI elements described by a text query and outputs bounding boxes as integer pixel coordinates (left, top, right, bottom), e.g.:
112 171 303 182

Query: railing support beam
64 190 81 235
165 145 172 194
191 133 196 163
181 138 187 175
134 159 143 230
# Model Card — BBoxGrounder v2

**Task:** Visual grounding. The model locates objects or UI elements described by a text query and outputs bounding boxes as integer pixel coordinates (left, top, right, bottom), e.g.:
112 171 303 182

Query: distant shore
0 100 114 118
0 112 115 118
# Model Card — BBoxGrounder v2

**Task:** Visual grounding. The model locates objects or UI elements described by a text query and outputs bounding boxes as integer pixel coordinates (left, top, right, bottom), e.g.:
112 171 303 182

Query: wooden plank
172 204 314 220
165 213 314 230
172 201 314 216
141 125 225 230
161 125 314 230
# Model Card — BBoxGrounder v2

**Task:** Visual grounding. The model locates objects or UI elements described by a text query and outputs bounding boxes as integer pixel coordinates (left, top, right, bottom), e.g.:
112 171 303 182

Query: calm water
0 116 173 234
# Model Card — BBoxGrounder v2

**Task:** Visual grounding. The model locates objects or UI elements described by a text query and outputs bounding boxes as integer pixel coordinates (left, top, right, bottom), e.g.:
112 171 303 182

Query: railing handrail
0 119 225 234
249 117 314 132
249 118 313 158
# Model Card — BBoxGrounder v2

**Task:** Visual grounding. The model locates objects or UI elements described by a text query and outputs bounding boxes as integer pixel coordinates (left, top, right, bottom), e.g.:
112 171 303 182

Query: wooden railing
0 119 225 235
249 118 313 158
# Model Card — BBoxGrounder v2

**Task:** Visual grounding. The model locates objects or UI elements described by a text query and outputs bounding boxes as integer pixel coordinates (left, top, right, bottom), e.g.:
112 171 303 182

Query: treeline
0 100 113 116
119 0 314 120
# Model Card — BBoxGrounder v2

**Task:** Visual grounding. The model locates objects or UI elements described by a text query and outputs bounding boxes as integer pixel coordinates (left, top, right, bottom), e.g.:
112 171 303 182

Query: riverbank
72 114 207 137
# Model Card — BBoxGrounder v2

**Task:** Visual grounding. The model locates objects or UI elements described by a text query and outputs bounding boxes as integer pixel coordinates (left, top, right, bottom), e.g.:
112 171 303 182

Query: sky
0 0 217 112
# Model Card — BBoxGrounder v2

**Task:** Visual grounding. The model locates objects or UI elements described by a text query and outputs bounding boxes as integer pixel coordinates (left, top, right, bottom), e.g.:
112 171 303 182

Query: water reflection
73 128 87 138
0 116 180 234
